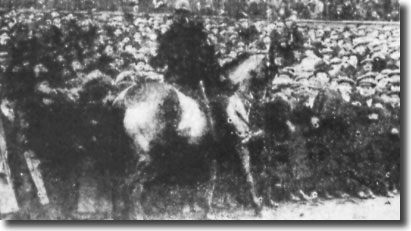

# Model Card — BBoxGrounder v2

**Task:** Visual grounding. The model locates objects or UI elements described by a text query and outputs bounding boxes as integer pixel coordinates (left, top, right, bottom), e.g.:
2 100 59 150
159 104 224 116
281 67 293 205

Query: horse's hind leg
236 144 263 215
125 162 146 220
126 148 152 220
202 159 217 219
261 149 276 207
261 167 275 207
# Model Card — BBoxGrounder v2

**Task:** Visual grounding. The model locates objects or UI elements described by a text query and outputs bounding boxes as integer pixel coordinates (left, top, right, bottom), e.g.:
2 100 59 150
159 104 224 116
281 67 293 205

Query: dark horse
114 53 271 219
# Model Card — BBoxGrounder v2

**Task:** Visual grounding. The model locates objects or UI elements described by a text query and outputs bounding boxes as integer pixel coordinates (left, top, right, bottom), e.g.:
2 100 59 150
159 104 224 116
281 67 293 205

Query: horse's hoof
365 189 376 199
392 187 399 195
129 215 145 220
385 191 395 198
129 210 145 220
357 191 367 199
254 205 264 217
324 191 334 200
203 213 215 220
298 190 311 201
267 199 279 208
290 193 301 202
335 191 350 199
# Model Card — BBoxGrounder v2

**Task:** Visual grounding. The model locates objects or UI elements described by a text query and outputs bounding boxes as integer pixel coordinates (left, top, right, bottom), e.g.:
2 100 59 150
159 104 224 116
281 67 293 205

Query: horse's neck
229 55 266 91
229 62 254 84
170 83 203 102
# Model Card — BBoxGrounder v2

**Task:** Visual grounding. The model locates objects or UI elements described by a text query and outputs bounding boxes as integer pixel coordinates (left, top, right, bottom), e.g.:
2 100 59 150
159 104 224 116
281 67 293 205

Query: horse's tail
113 84 136 107
160 87 182 138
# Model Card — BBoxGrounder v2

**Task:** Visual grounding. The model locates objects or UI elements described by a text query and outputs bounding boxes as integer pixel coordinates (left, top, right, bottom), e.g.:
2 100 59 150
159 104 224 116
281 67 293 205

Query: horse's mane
221 52 252 74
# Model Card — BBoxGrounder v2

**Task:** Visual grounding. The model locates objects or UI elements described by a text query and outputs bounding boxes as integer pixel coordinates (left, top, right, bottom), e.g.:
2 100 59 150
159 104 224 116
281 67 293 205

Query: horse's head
250 53 272 82
223 53 272 101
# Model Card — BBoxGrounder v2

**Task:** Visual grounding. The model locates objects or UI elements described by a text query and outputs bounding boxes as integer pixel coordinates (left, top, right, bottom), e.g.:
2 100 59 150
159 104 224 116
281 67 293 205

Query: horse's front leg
129 182 145 220
235 144 263 215
261 165 276 207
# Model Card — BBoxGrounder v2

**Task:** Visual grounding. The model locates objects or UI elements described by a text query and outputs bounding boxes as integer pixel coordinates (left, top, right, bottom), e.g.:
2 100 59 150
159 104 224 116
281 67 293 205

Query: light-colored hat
338 76 356 85
175 0 191 11
357 72 377 87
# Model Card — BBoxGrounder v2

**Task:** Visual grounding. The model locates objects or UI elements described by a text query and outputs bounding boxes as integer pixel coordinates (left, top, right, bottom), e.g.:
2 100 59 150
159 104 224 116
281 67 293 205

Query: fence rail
296 19 400 26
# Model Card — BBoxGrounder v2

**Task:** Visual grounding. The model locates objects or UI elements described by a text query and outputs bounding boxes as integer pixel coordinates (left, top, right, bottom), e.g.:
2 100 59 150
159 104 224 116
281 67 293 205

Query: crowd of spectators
0 8 400 217
0 0 401 21
254 0 400 21
0 9 399 93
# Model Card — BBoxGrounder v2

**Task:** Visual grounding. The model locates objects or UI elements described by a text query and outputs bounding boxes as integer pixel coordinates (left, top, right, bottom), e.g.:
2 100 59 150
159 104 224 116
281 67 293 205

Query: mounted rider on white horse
151 0 257 144
113 2 271 218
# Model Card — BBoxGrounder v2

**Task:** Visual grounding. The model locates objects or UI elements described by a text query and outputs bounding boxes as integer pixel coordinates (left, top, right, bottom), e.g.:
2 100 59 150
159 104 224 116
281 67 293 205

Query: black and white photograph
0 0 402 221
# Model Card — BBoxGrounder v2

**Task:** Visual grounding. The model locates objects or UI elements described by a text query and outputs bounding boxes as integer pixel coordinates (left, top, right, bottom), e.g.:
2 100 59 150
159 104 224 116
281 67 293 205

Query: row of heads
275 64 400 93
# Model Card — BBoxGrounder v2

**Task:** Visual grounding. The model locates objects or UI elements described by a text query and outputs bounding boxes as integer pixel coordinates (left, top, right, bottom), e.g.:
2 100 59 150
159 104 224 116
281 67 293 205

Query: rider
150 0 255 140
150 0 221 97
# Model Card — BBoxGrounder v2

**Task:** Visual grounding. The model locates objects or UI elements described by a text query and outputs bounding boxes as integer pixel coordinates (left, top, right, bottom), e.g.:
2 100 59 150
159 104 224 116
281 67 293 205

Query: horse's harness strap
199 81 218 141
236 91 253 116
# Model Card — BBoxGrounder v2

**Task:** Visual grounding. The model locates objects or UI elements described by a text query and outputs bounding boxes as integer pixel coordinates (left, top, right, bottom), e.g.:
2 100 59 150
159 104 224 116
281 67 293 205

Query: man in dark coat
340 0 356 20
269 18 305 70
150 1 221 95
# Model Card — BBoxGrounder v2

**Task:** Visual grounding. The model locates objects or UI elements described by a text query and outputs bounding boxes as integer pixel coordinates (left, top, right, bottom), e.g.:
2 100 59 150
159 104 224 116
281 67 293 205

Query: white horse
114 53 269 219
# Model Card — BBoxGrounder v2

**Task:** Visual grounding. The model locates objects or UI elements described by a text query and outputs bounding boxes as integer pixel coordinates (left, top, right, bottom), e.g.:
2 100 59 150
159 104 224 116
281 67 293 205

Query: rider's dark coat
150 9 220 94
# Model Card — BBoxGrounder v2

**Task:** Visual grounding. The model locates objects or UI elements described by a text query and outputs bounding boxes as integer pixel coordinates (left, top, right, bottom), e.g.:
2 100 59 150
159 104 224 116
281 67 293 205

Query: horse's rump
123 81 209 153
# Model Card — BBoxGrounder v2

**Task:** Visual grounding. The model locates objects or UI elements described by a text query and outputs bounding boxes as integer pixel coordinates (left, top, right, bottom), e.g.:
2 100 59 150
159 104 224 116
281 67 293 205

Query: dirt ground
144 195 401 220
0 196 400 220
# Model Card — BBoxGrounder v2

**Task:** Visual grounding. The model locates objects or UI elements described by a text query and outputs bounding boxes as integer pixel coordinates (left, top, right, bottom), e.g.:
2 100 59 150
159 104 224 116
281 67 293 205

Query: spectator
310 0 325 19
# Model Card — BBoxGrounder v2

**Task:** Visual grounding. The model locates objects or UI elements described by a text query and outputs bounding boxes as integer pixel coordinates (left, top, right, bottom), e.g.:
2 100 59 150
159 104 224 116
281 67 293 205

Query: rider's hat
174 0 191 12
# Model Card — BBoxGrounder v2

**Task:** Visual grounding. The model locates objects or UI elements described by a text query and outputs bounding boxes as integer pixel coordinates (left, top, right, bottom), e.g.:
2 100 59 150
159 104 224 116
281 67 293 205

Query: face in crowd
338 81 353 95
341 55 350 65
363 61 373 72
293 50 303 62
354 44 367 56
358 83 376 97
348 55 358 68
323 53 332 63
314 71 330 86
329 62 342 77
274 57 285 67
